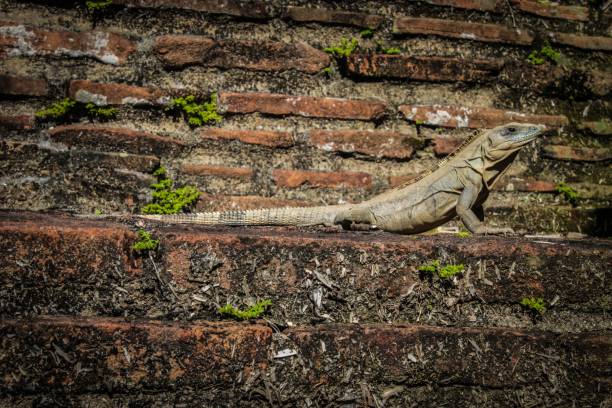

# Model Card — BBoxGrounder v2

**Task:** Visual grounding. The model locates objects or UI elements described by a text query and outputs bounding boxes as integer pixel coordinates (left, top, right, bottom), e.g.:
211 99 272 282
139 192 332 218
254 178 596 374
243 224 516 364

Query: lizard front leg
334 206 378 231
456 185 514 235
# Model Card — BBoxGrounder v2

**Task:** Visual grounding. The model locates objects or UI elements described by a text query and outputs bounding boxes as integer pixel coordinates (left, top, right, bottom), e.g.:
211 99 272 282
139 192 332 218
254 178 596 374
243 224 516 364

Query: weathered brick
285 7 384 28
0 114 34 129
0 317 271 392
200 128 294 148
286 325 609 387
113 0 275 19
154 36 330 73
579 120 612 136
548 32 612 52
0 21 135 65
220 92 387 121
543 145 612 162
181 163 254 178
196 193 311 212
49 124 186 156
273 169 372 188
346 54 503 82
423 0 501 11
308 129 419 159
69 80 166 106
433 136 464 155
400 104 569 128
0 74 48 97
511 0 589 21
393 17 534 45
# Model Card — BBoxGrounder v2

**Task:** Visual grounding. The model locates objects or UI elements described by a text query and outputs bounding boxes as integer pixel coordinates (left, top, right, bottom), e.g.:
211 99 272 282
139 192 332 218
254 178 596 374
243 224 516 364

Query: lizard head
484 123 546 161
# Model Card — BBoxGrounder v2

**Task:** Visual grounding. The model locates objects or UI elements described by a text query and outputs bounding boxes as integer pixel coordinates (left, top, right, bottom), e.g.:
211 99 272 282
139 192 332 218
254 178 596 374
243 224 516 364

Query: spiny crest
395 129 482 189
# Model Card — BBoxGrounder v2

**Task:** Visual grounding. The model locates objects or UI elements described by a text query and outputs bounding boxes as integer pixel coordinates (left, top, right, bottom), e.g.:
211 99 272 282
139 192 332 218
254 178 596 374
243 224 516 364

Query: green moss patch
324 38 359 58
218 299 272 320
86 0 113 10
36 98 117 122
555 182 579 206
419 260 464 279
132 229 159 252
527 42 561 65
141 167 201 214
168 93 222 127
520 297 545 314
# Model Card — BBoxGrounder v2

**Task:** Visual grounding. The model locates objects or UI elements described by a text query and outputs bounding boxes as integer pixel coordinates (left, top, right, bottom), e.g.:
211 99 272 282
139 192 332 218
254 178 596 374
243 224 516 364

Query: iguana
140 123 545 234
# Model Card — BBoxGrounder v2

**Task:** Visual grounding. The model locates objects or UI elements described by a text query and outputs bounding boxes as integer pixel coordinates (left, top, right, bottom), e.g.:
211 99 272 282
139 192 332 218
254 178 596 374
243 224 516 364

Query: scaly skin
140 123 546 235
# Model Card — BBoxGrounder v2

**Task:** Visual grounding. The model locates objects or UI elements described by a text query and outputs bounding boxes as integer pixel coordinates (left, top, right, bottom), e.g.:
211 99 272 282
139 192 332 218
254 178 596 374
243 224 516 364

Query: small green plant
36 98 77 120
520 297 545 314
169 93 222 127
322 66 333 75
527 42 560 65
132 229 159 252
457 230 471 238
555 182 579 206
419 260 464 279
85 102 117 119
86 0 113 10
360 28 375 38
141 166 201 214
324 38 359 58
376 41 401 55
36 98 117 121
218 299 272 320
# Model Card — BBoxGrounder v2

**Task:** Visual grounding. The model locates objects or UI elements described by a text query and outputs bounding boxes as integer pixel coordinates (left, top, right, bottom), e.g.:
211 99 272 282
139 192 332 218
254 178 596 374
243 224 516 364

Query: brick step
0 316 608 405
1 211 610 330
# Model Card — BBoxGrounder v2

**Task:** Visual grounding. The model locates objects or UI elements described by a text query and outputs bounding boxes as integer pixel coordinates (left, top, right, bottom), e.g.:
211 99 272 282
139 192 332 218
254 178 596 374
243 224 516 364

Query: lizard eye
508 127 516 133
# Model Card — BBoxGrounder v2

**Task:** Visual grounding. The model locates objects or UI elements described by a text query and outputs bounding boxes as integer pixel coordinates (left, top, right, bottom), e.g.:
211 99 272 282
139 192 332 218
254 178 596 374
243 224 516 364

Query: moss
438 264 464 279
324 38 359 58
555 182 579 206
132 229 159 252
457 230 471 238
86 0 112 10
169 93 222 127
376 41 401 55
419 260 464 279
527 42 560 65
36 98 77 120
322 66 333 76
36 98 117 122
520 297 545 313
141 166 201 214
218 299 272 320
85 103 117 119
360 28 374 38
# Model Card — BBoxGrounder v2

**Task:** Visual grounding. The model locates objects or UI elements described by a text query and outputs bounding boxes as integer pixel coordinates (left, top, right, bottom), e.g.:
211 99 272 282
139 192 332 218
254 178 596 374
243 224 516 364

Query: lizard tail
137 204 351 227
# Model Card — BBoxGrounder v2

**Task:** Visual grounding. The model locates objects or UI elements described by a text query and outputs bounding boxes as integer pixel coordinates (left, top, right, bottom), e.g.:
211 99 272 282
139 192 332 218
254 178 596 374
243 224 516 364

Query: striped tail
137 204 350 227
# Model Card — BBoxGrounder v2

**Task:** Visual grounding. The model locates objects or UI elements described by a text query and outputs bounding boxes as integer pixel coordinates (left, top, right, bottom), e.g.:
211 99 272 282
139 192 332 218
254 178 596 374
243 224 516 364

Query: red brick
285 7 384 28
579 120 612 136
543 145 612 162
0 21 135 65
0 114 34 129
308 129 419 159
346 54 503 82
547 32 612 52
0 317 271 392
273 169 372 188
393 17 534 45
219 92 387 121
399 104 569 128
196 193 312 212
0 74 48 97
433 136 465 155
49 124 186 156
69 80 166 106
200 128 294 148
423 0 501 11
511 0 589 21
181 164 254 178
286 324 609 387
494 177 556 192
113 0 275 19
154 36 330 73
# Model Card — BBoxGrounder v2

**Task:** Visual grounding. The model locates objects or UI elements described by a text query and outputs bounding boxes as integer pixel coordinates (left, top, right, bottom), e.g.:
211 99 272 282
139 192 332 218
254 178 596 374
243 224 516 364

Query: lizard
139 123 546 235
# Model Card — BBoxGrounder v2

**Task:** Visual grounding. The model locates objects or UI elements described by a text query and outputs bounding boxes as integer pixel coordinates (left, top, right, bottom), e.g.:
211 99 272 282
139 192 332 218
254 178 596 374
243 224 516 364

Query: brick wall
1 1 611 405
0 0 610 235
